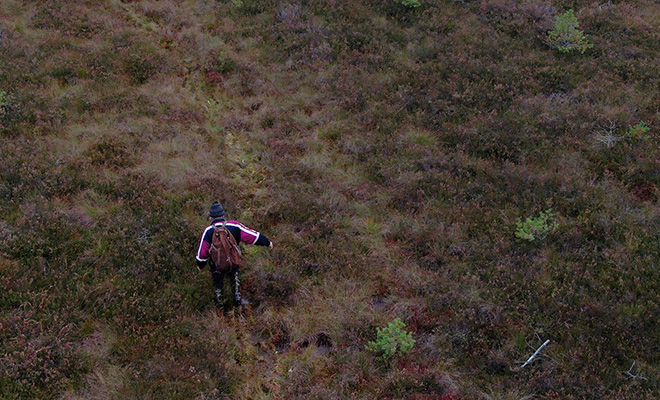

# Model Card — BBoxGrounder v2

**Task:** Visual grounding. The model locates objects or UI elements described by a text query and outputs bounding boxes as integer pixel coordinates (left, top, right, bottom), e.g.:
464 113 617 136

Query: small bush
366 318 415 361
204 52 236 84
122 42 164 84
547 10 592 54
398 0 421 8
626 121 650 140
515 209 558 241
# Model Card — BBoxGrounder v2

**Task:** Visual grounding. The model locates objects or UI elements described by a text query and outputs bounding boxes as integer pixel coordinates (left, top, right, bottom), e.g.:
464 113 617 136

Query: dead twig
593 120 623 148
623 361 647 381
520 339 550 369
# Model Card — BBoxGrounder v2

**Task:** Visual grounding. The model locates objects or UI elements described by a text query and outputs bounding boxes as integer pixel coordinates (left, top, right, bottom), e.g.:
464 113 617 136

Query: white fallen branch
624 361 647 381
520 339 550 369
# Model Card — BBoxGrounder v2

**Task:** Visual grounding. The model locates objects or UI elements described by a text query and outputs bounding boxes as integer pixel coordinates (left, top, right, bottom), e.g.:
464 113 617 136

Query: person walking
196 201 273 309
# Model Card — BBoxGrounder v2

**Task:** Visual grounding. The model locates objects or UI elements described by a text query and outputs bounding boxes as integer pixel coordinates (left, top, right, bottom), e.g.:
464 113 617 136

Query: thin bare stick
624 361 647 381
520 339 550 369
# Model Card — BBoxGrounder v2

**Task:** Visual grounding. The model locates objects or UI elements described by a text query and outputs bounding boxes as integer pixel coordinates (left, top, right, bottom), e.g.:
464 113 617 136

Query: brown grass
1 0 660 399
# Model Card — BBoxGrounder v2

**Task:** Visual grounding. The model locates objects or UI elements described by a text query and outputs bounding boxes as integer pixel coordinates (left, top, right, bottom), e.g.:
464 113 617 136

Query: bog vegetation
1 0 659 399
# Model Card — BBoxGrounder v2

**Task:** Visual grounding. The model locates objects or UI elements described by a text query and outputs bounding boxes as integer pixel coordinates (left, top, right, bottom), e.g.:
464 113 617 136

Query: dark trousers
210 264 242 306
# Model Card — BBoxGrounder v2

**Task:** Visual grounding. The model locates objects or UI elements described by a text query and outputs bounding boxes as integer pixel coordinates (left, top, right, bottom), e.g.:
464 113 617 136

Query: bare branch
594 120 623 148
623 361 647 381
520 339 550 369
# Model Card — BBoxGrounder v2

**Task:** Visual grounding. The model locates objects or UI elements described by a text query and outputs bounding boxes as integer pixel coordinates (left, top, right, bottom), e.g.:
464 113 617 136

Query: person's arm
227 221 273 248
254 233 273 248
196 226 213 269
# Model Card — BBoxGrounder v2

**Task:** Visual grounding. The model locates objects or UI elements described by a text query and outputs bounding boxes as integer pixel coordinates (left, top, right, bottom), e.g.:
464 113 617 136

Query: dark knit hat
209 202 225 218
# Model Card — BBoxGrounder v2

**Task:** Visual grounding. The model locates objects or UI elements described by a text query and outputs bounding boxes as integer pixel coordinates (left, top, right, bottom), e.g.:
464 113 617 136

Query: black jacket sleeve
255 234 271 247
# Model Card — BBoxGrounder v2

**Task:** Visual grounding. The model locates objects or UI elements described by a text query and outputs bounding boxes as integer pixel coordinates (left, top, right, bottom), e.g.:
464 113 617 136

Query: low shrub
626 121 650 140
398 0 421 9
122 42 165 85
366 318 416 362
547 10 592 54
515 209 559 241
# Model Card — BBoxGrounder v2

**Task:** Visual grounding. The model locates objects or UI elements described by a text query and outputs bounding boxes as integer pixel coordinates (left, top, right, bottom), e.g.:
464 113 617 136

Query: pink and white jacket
196 218 271 269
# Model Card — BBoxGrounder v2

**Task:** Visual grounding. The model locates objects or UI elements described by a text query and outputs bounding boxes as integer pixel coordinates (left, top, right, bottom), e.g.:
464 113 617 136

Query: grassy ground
1 0 659 398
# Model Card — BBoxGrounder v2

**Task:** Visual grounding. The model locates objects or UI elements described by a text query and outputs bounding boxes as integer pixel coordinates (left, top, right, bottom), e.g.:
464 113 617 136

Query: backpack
209 223 242 271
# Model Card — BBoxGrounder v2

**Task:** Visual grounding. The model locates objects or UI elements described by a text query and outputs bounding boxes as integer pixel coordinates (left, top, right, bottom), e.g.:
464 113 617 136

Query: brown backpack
209 223 242 271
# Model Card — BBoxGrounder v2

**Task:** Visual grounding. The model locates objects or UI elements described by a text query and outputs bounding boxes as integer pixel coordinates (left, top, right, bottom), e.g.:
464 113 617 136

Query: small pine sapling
366 318 415 362
626 122 650 140
547 10 592 54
